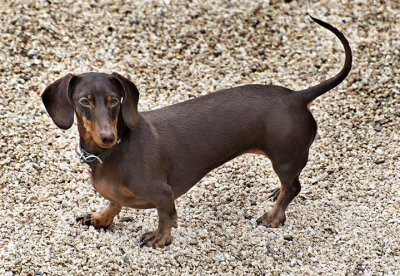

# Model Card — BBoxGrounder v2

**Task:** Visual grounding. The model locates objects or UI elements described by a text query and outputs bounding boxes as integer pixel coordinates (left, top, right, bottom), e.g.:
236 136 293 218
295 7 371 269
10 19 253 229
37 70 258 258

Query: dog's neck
77 138 121 166
78 138 103 155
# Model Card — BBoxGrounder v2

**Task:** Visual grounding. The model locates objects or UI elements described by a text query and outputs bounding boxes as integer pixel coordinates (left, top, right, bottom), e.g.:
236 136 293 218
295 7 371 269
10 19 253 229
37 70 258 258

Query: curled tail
298 15 352 103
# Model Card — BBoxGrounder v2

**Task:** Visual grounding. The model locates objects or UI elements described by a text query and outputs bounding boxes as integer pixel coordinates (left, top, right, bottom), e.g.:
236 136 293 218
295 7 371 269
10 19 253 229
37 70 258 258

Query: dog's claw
140 233 155 248
76 214 94 226
140 232 155 244
257 211 286 228
139 230 171 248
268 188 280 202
75 212 114 229
257 219 273 229
139 241 147 248
139 232 149 243
76 214 98 228
255 219 273 228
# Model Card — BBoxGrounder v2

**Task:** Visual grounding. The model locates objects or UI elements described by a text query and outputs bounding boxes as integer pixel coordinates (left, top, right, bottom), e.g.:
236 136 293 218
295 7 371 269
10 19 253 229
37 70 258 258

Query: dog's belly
92 177 154 209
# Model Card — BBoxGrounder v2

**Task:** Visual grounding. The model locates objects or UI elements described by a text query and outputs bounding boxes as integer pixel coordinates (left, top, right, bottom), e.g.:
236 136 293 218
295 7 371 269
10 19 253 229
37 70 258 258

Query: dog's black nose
100 132 115 144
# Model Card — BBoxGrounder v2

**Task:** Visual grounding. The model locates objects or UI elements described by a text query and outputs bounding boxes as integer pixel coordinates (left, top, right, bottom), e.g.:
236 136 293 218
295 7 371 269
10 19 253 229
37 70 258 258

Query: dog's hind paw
256 211 286 228
139 230 172 248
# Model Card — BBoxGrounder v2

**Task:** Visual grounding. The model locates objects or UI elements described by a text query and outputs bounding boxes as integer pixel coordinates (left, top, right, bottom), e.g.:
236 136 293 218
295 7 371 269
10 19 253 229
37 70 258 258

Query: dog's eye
80 98 90 106
110 98 119 106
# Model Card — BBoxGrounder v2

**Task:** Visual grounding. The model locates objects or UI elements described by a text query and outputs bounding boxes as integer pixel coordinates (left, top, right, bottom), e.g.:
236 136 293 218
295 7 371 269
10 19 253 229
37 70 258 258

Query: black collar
75 139 121 166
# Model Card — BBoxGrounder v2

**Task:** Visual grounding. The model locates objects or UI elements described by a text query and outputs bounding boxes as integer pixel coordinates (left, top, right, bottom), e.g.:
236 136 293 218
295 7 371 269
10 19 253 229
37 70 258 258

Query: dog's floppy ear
111 72 140 129
41 74 76 129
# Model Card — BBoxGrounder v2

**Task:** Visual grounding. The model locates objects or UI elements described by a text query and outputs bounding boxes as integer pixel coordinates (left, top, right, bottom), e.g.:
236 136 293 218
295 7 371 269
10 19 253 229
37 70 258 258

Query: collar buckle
75 139 121 166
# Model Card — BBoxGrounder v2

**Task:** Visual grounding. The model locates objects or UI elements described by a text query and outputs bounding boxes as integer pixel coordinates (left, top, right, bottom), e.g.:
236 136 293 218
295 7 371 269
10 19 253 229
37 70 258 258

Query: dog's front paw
76 213 112 229
256 211 286 228
139 230 172 248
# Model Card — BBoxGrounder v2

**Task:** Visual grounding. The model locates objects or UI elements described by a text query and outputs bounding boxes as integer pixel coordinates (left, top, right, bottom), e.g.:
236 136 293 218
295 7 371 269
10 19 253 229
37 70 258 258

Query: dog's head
42 72 139 148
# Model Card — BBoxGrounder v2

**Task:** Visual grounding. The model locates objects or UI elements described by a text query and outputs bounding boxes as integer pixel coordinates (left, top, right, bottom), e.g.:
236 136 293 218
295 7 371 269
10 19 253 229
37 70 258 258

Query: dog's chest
91 170 149 208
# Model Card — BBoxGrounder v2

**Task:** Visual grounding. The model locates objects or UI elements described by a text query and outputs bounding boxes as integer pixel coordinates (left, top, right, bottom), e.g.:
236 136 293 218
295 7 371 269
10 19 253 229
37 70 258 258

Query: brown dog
42 16 351 248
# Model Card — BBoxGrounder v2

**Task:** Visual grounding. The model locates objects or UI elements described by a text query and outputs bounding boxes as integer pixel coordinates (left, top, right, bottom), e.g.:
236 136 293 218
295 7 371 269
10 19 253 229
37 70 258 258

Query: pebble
284 235 294 241
251 20 259 27
130 20 140 25
27 49 37 59
374 124 383 132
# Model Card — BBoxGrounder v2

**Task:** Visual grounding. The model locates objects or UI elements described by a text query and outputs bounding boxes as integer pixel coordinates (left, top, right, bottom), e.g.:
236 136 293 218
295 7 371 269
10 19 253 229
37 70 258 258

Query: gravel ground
1 0 399 275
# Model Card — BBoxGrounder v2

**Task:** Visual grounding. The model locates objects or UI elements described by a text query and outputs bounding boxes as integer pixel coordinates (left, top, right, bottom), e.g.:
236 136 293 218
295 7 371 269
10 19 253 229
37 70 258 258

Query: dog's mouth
93 133 118 149
97 141 116 149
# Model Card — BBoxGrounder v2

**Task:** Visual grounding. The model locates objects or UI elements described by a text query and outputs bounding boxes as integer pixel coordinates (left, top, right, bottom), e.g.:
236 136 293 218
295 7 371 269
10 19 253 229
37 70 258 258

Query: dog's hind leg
257 154 307 228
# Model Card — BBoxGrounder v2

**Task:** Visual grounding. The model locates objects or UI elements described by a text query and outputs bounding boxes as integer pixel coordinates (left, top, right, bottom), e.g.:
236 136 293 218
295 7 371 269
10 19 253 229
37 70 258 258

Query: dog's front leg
77 202 122 229
140 184 178 248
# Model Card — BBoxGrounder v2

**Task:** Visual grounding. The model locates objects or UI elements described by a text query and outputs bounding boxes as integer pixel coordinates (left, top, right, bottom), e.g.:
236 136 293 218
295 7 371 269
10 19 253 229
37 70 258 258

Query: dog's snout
100 132 115 144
